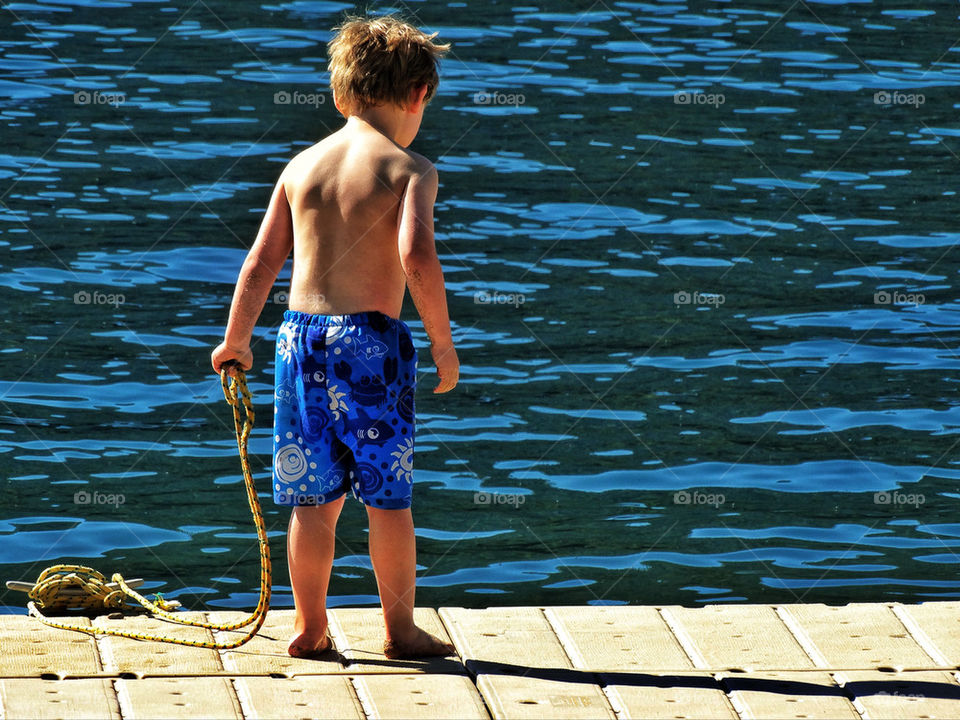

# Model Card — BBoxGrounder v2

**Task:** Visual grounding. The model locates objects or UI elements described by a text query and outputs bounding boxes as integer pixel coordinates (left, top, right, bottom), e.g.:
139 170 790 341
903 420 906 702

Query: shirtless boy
211 16 458 659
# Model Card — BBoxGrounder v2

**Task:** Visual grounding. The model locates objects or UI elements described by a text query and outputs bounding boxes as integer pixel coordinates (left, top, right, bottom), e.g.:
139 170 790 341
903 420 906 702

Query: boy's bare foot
287 630 333 659
383 626 456 659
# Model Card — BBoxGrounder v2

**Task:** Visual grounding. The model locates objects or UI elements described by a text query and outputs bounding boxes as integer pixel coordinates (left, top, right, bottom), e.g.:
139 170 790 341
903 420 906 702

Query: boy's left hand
211 342 253 377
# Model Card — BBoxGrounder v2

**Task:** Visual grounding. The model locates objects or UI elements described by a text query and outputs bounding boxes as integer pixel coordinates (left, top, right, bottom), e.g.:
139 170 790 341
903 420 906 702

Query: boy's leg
287 496 345 657
366 506 455 658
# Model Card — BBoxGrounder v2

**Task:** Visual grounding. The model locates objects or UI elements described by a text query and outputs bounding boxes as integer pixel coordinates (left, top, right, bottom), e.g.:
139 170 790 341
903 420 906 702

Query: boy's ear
333 91 350 118
407 84 428 112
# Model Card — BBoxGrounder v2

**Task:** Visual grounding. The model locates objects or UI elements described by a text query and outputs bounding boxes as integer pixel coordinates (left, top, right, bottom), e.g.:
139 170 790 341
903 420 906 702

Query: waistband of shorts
282 309 405 329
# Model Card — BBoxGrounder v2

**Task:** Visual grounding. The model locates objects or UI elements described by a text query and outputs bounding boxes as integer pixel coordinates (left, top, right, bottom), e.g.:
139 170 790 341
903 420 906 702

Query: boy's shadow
235 634 960 703
353 656 960 703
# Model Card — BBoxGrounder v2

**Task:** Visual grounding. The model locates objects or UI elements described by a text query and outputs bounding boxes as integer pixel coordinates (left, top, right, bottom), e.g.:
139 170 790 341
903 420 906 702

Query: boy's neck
347 104 420 147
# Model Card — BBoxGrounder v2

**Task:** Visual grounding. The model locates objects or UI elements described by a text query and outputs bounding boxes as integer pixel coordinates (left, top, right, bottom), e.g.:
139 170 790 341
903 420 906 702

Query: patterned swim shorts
272 310 417 509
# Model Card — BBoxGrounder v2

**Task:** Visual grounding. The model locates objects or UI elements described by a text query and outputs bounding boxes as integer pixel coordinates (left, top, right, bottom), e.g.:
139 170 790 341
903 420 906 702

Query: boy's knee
366 505 412 520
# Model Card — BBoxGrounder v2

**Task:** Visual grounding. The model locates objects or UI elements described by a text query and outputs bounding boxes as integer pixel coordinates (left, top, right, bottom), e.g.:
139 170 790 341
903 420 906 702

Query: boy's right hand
211 342 253 377
431 343 459 393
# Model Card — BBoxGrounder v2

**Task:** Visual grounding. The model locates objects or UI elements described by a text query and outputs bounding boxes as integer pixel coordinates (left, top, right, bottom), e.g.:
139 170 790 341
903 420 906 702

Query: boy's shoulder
399 146 436 179
286 129 434 174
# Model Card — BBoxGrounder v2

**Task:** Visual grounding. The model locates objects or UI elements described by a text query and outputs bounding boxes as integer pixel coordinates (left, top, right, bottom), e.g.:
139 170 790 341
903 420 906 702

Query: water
2 1 960 614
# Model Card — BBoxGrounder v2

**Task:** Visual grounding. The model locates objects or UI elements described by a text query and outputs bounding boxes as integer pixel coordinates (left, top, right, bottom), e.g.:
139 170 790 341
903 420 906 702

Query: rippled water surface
2 1 960 613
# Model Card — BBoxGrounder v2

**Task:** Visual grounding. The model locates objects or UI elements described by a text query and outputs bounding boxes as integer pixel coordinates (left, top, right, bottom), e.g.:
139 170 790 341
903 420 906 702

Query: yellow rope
26 367 272 649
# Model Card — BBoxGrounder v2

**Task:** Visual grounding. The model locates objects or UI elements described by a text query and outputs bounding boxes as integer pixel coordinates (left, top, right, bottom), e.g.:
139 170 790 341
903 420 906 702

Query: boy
211 15 458 659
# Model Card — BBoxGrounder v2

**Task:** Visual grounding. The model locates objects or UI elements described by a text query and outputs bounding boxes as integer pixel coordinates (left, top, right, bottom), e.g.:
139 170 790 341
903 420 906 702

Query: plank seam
105 676 123 720
830 671 871 720
436 608 480 676
204 611 228 674
600 685 626 719
112 678 134 720
349 675 377 720
226 675 246 720
231 677 255 720
890 603 951 667
93 624 113 676
539 607 619 718
436 608 546 720
474 676 505 720
327 612 352 669
541 608 586 668
775 606 829 668
716 671 753 720
657 608 708 669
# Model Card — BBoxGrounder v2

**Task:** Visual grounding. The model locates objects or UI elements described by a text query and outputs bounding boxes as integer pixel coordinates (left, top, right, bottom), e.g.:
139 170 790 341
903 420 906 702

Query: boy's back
284 119 433 319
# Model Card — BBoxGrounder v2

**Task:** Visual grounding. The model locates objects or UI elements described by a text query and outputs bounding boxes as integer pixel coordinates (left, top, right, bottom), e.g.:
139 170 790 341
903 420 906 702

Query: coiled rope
26 365 271 649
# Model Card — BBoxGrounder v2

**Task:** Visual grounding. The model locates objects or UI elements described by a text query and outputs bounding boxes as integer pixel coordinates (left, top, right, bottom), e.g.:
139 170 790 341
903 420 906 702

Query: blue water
2 1 960 613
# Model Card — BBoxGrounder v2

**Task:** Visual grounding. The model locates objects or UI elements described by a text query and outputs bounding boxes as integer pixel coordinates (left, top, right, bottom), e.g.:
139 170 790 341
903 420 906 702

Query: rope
26 366 272 649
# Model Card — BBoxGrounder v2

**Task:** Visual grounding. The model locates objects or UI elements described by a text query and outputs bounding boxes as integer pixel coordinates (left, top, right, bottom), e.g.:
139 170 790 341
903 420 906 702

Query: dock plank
664 604 813 670
0 678 121 719
477 675 614 719
838 670 960 719
603 674 738 719
353 674 490 719
897 601 960 665
235 676 363 719
6 602 960 719
0 615 101 678
721 671 860 719
786 603 936 668
94 612 222 676
209 609 344 676
116 677 242 719
439 607 572 673
331 607 462 675
546 606 693 671
442 608 613 718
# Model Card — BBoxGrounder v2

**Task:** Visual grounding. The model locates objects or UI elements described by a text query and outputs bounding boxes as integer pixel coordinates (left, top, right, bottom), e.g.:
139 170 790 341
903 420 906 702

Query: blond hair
328 15 450 112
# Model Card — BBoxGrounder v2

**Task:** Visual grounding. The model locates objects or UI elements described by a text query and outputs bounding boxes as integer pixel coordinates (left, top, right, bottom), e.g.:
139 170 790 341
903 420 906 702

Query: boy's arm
211 176 294 375
397 164 459 394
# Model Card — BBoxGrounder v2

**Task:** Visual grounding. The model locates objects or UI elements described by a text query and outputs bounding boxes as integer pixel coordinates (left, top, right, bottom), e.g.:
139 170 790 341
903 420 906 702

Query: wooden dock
3 601 960 718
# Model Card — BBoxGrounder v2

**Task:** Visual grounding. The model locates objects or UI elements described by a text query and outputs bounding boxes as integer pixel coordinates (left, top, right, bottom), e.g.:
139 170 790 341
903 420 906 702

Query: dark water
2 1 960 614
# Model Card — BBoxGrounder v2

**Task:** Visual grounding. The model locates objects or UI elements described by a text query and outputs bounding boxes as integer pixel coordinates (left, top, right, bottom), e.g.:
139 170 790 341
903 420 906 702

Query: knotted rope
25 366 271 649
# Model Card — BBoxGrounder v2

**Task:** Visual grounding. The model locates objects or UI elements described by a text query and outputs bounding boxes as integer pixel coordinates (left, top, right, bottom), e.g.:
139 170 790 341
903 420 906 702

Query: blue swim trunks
272 310 417 509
